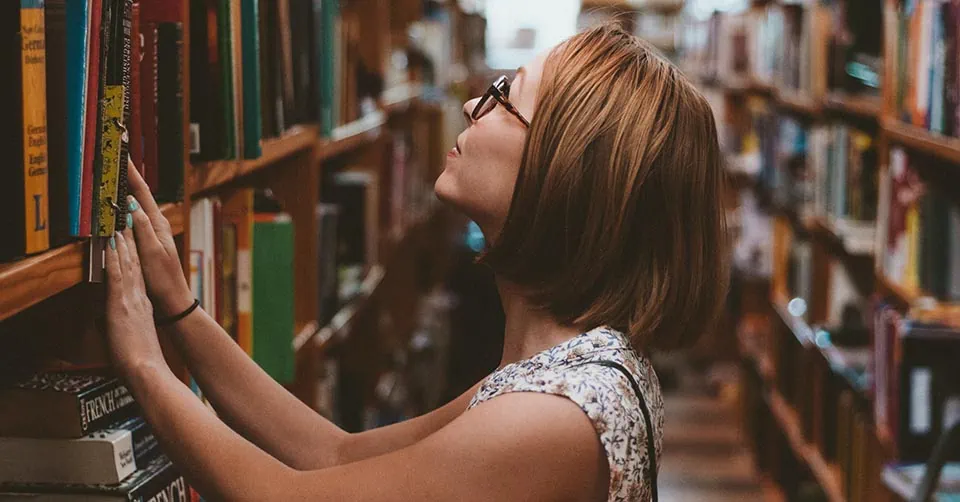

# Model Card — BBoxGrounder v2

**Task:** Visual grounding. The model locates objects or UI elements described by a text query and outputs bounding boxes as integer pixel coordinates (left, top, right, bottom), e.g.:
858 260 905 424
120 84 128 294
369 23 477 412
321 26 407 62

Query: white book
0 429 135 485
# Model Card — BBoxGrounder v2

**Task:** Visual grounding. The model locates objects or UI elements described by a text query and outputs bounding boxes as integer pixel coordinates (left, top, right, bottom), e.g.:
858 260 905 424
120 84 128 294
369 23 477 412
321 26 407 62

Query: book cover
0 416 157 485
141 23 159 191
275 0 295 129
156 22 184 203
218 0 236 158
257 0 278 137
213 199 224 324
240 0 262 158
315 203 339 326
129 1 143 171
0 455 189 501
253 212 295 383
65 0 91 237
0 371 137 439
95 83 125 236
45 0 70 247
222 189 254 355
88 0 112 239
0 0 51 260
319 0 338 136
229 0 244 159
188 0 225 161
950 207 960 301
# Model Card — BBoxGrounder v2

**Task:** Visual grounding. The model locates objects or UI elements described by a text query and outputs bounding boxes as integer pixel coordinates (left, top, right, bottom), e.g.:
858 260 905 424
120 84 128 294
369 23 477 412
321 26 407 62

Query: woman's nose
462 98 480 125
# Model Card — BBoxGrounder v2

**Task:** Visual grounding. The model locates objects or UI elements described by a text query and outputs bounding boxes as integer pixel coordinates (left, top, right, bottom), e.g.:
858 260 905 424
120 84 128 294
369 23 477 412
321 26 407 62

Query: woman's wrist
156 291 196 320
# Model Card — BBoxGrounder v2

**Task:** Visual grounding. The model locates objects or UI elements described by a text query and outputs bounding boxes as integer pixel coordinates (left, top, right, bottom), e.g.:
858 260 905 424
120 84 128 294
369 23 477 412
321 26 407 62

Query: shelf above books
0 203 184 322
776 91 822 117
190 126 321 196
882 119 960 165
824 93 881 120
766 389 845 502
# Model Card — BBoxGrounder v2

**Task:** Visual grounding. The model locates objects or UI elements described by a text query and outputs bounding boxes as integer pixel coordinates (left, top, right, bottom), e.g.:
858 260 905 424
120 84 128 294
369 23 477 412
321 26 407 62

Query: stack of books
0 370 195 500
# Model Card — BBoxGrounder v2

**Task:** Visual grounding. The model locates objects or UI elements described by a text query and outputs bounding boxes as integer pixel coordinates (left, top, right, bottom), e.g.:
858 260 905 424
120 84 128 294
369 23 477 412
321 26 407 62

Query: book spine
129 1 142 169
240 0 262 158
219 0 235 159
129 459 190 502
156 22 183 203
66 0 90 237
222 189 253 353
124 417 160 466
113 0 132 232
45 0 69 247
319 0 337 136
0 431 136 485
142 23 159 191
76 381 137 435
90 0 113 236
80 0 104 237
21 0 50 255
253 213 295 382
96 85 124 236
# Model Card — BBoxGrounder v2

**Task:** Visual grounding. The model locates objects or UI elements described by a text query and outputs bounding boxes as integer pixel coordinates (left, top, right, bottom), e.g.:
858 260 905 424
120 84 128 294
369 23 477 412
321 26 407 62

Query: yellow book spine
96 85 125 236
21 0 50 254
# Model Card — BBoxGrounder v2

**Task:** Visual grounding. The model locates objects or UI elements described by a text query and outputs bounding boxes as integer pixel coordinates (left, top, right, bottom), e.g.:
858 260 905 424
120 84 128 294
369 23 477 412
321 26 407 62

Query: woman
105 24 728 501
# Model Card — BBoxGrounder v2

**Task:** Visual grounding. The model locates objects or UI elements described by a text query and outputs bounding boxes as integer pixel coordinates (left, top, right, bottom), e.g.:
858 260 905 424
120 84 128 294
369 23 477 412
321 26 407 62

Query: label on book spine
21 0 50 253
77 383 135 434
96 85 126 236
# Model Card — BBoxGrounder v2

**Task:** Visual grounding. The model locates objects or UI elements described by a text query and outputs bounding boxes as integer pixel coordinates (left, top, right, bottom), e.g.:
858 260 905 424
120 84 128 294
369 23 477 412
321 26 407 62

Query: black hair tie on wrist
155 299 200 327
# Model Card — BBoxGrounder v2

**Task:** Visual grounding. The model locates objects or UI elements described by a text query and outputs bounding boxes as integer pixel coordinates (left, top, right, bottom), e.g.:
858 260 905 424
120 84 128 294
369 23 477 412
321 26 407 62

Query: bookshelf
0 203 185 323
688 0 960 498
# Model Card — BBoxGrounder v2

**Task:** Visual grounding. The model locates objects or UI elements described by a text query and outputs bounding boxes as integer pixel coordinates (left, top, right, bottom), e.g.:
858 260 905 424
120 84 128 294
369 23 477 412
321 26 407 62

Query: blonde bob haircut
481 23 729 351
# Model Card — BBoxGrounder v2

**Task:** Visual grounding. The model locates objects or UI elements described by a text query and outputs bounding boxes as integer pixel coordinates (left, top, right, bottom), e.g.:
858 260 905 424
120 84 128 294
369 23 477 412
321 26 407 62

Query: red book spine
79 0 104 237
141 23 159 191
213 198 223 325
129 1 143 175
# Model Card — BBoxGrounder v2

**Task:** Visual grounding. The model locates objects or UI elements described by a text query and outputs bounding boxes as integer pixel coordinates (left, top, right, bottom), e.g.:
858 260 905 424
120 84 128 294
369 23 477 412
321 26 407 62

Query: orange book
16 0 51 257
221 188 254 356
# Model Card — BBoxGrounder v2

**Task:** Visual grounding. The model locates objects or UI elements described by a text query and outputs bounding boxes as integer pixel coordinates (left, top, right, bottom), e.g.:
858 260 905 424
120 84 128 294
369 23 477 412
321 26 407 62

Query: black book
114 0 133 231
188 0 225 161
156 22 184 203
45 0 71 247
0 371 138 439
91 0 115 234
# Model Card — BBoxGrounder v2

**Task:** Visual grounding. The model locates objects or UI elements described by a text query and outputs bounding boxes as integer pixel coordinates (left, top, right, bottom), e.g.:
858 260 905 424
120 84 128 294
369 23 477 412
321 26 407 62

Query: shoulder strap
581 360 659 502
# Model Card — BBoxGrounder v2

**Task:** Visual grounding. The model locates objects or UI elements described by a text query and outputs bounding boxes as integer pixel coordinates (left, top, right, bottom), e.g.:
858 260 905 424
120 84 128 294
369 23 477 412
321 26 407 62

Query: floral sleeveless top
468 326 664 502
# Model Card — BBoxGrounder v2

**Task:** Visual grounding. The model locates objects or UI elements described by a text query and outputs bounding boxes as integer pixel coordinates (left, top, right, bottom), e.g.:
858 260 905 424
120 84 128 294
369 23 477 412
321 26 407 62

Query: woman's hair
481 23 729 351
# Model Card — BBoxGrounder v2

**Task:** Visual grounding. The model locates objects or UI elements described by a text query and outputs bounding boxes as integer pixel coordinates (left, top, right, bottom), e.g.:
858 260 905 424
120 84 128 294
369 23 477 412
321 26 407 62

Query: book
882 462 960 501
0 417 157 485
189 198 216 313
0 0 51 260
65 0 91 237
128 1 143 173
156 22 184 203
240 0 262 158
140 22 159 191
253 212 295 383
0 455 188 502
0 371 137 439
90 0 114 239
79 0 104 237
113 0 133 232
45 0 70 247
221 189 255 355
315 203 339 326
188 0 226 161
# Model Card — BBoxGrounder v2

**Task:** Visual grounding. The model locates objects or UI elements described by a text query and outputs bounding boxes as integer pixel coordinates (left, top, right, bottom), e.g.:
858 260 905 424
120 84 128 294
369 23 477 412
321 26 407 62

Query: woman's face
434 51 548 239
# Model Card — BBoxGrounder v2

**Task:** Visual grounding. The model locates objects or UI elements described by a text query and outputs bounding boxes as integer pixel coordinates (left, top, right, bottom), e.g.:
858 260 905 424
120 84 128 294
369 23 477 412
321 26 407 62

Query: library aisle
658 361 780 502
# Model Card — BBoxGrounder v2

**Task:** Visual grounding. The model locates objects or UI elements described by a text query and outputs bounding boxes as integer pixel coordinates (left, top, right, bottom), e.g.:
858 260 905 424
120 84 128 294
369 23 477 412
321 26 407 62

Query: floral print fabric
468 326 664 501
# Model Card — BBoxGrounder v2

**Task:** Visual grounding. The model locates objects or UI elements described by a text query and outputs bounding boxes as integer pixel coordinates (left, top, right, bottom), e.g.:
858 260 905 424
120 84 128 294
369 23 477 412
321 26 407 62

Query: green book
252 213 295 383
240 0 261 158
319 0 338 137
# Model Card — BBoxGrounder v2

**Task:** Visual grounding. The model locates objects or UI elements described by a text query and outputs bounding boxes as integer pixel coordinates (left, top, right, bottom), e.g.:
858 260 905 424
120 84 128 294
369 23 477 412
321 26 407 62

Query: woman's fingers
126 159 169 237
115 231 133 277
122 227 142 277
128 195 163 256
105 235 122 291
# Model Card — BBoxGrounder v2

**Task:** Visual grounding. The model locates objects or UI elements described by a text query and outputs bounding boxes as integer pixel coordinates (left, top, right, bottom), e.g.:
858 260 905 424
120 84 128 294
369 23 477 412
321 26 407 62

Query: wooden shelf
293 264 386 354
767 390 845 502
875 270 926 308
190 125 320 195
777 91 821 117
772 292 815 346
882 119 960 165
824 93 881 120
0 203 184 322
382 83 423 115
722 75 776 96
319 113 386 161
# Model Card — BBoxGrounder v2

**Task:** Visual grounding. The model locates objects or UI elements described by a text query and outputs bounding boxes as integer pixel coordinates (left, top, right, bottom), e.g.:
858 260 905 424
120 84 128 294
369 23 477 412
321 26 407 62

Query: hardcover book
0 371 137 439
0 455 188 502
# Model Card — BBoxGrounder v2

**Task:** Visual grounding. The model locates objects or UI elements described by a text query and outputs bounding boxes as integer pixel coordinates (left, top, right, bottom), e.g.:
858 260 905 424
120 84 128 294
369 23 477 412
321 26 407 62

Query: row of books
1 0 186 262
894 0 960 137
0 370 196 500
878 147 960 301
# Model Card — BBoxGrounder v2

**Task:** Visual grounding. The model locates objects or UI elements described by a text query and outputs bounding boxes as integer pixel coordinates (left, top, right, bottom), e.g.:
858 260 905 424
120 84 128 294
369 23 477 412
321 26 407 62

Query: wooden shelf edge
882 119 960 165
875 269 924 307
318 114 386 161
767 390 846 502
190 126 319 196
0 202 183 322
824 93 881 120
771 292 815 346
777 91 822 117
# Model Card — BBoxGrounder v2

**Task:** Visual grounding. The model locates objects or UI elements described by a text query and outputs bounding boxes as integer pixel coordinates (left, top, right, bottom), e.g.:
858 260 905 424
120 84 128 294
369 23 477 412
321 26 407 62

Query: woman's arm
124 164 480 469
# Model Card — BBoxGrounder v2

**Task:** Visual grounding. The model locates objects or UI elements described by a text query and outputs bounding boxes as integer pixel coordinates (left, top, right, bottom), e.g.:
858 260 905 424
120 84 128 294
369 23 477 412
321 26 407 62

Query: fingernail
126 213 134 228
109 236 116 250
127 196 140 212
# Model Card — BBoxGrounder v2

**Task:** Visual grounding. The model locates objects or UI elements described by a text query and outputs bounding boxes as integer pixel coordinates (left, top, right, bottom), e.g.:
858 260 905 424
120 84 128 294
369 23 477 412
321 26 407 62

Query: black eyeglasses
471 75 530 128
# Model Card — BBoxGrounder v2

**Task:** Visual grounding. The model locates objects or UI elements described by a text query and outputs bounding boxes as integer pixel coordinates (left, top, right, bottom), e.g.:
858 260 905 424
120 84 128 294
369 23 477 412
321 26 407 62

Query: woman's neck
496 277 583 367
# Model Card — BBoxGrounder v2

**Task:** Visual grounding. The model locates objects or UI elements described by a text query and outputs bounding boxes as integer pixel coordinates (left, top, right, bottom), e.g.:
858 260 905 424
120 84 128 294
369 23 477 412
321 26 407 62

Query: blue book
930 3 946 134
65 0 90 236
